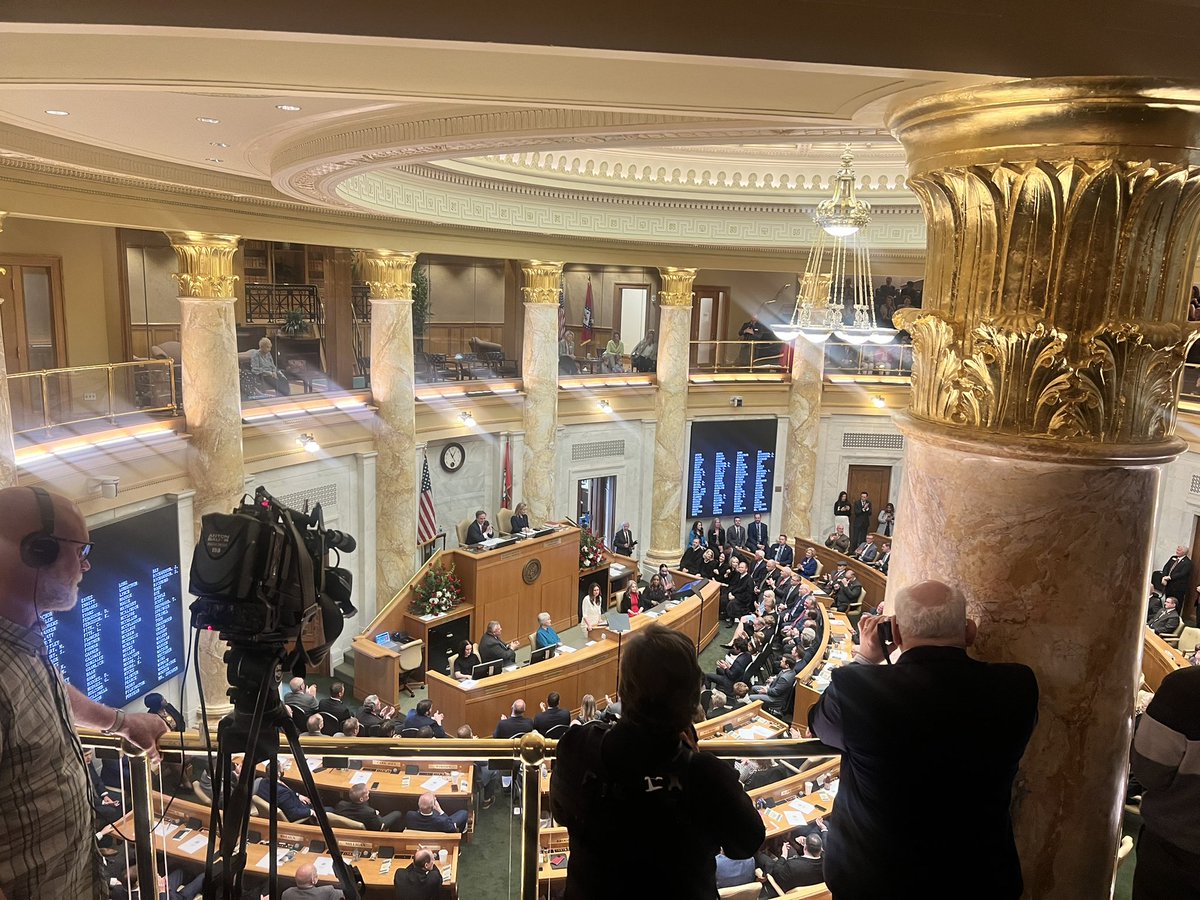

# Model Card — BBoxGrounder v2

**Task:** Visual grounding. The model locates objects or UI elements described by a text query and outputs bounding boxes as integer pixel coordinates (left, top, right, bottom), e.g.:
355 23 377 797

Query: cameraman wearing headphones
0 486 167 899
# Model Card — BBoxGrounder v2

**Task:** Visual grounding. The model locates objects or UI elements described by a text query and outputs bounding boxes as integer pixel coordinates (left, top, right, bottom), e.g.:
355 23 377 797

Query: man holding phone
808 580 1038 899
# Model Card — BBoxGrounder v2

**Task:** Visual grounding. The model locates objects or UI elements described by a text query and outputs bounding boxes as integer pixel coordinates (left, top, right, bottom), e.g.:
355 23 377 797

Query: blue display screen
42 503 184 708
687 419 778 519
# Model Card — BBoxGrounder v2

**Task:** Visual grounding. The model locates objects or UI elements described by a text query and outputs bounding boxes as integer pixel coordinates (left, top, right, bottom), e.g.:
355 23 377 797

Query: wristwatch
102 709 126 735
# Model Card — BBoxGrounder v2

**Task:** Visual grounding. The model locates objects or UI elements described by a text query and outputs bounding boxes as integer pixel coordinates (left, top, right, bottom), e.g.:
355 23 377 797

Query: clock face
440 442 466 472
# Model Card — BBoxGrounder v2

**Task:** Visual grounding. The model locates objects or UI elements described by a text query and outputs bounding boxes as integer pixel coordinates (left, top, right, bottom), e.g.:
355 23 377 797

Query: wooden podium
352 527 581 707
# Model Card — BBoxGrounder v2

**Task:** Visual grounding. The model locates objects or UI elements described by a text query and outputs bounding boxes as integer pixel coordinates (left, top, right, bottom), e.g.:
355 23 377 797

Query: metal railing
82 730 838 898
823 338 913 379
244 284 324 325
7 359 178 435
689 339 788 374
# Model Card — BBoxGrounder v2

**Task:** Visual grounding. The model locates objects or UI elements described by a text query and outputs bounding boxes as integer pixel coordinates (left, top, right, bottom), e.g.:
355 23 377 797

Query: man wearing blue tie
747 512 769 552
767 534 794 567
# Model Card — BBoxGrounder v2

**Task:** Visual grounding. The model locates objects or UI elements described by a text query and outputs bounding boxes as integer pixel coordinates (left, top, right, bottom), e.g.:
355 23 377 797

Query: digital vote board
42 503 184 708
687 419 777 519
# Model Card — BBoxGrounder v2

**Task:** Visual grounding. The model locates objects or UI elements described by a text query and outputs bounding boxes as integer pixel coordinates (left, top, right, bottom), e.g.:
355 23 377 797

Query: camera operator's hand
857 614 888 665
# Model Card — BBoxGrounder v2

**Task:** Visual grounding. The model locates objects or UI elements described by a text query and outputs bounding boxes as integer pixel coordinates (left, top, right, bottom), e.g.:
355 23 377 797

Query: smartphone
877 618 894 646
371 781 380 789
380 859 392 875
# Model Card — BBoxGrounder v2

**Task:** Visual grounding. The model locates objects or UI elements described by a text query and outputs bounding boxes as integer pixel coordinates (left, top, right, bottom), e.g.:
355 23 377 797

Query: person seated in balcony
559 332 579 374
630 330 657 372
250 337 290 396
825 524 851 555
602 331 625 372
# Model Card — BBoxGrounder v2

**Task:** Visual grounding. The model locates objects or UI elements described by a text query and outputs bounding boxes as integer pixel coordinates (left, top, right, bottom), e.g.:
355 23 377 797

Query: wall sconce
597 399 612 413
87 475 120 499
458 411 475 427
297 433 321 452
871 395 886 409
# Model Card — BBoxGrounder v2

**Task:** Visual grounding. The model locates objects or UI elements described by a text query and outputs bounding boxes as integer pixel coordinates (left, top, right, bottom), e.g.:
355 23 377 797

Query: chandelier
773 147 895 345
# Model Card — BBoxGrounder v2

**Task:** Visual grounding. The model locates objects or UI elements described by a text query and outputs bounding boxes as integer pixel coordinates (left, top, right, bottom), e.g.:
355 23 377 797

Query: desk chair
1165 618 1187 647
447 653 459 677
455 517 475 546
399 727 421 738
811 560 824 578
319 712 341 736
767 876 830 899
249 795 288 821
528 632 539 651
1178 625 1200 654
325 812 367 830
192 782 211 804
543 723 570 740
612 588 626 612
396 638 425 698
498 507 513 535
718 873 764 900
1117 835 1134 868
286 704 311 731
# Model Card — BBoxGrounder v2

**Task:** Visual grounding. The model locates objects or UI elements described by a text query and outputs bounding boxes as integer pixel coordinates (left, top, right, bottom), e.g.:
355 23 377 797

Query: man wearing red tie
1153 544 1192 603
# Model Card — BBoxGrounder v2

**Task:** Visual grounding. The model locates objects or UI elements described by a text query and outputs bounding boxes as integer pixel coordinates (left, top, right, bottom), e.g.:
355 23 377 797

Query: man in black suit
333 783 405 831
612 522 636 557
1146 590 1165 623
766 534 794 567
871 541 891 575
851 492 872 548
404 792 468 833
750 654 797 714
809 580 1038 899
728 516 748 549
832 570 863 613
705 638 753 694
747 512 769 552
318 681 353 731
533 692 571 735
494 699 535 739
766 832 825 891
680 536 705 574
393 849 443 900
852 535 879 563
478 620 519 665
465 509 494 545
708 518 727 550
1149 597 1182 636
1153 544 1192 604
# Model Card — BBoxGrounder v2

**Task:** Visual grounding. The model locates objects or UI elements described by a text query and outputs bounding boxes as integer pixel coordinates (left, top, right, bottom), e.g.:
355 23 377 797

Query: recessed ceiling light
205 157 224 164
44 109 69 117
209 141 229 149
197 116 220 125
275 104 302 112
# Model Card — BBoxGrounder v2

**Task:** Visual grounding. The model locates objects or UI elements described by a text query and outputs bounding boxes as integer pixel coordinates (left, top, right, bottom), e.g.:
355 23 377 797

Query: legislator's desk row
792 603 856 732
791 535 887 604
427 579 722 737
113 792 459 899
695 700 791 743
258 756 474 816
1143 626 1191 691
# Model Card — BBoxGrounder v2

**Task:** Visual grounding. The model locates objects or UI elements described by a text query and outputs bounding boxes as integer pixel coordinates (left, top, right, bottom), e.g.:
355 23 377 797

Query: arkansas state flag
582 277 595 345
501 438 513 509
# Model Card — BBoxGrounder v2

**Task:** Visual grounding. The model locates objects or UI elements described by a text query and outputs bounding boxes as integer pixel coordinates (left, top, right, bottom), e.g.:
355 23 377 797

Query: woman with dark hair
833 490 852 533
689 520 707 548
644 574 669 609
877 502 896 538
581 582 605 630
550 625 764 898
454 640 481 681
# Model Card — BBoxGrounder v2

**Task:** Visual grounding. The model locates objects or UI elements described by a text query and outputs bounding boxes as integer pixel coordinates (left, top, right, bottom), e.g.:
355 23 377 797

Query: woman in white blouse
581 582 606 629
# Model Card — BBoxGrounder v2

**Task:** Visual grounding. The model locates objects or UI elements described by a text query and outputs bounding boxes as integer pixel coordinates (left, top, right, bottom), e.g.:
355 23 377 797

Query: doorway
613 283 650 355
0 257 67 431
846 464 893 534
690 285 729 369
577 475 617 542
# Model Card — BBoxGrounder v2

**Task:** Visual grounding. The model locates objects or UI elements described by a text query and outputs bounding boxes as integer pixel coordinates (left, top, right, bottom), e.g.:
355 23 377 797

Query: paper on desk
307 757 323 771
153 822 174 837
255 849 289 869
179 835 209 855
459 679 477 688
349 770 372 785
313 857 335 877
502 664 519 672
420 614 437 621
584 641 596 647
421 775 449 792
746 725 774 739
784 811 808 827
557 645 575 653
789 798 816 815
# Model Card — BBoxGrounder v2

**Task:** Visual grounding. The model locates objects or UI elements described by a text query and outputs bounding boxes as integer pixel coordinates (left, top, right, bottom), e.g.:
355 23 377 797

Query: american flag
558 278 567 341
418 452 438 543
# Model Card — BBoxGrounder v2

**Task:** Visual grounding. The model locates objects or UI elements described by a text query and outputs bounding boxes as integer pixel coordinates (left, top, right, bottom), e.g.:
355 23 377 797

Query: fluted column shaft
168 231 244 722
644 268 696 571
519 261 563 526
887 79 1200 898
360 250 419 605
780 336 823 541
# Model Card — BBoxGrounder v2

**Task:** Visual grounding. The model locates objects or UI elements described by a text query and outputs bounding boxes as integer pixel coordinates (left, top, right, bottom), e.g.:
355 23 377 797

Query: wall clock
440 441 466 473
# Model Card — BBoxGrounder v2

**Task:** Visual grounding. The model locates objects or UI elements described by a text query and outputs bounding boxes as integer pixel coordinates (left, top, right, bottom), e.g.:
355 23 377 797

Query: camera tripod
201 642 364 899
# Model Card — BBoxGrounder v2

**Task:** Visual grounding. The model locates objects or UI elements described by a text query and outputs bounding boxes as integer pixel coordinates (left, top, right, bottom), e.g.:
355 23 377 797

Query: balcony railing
244 283 324 325
8 359 178 436
823 338 913 380
84 729 838 898
690 339 789 375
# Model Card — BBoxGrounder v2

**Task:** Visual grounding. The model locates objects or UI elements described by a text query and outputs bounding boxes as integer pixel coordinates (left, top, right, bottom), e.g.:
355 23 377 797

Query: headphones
20 486 59 569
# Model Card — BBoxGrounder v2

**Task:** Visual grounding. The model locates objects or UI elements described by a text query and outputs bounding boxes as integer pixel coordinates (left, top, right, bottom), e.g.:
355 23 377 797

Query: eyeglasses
53 536 94 560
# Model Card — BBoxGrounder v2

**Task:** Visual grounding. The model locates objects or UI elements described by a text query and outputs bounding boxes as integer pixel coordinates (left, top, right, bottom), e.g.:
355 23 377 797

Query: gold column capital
520 260 564 304
354 250 418 301
888 78 1200 446
657 267 697 307
166 231 240 299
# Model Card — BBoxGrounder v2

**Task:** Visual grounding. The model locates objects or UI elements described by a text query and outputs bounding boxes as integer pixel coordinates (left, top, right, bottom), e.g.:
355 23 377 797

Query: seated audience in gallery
1148 596 1182 636
852 534 880 563
824 524 851 554
798 546 819 579
766 534 794 567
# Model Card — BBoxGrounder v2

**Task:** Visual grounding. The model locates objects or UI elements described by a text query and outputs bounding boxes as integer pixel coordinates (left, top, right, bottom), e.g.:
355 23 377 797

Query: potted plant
410 562 465 617
280 310 309 337
579 527 608 571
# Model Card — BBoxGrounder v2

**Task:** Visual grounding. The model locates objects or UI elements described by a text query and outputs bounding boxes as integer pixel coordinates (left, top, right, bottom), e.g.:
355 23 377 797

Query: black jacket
393 861 443 900
318 697 352 728
494 714 535 739
465 520 493 544
550 720 764 898
533 706 572 735
478 632 516 665
747 521 769 550
810 645 1038 898
332 799 387 831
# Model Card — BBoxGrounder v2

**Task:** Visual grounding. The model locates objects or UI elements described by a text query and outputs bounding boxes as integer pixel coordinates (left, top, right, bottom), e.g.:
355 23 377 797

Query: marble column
358 250 420 605
520 261 563 527
643 267 696 572
0 267 17 489
167 231 244 723
780 336 823 541
886 79 1200 897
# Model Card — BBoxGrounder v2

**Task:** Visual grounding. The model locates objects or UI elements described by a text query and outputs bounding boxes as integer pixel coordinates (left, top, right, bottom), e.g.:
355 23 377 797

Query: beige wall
562 263 661 332
0 219 123 365
425 255 504 323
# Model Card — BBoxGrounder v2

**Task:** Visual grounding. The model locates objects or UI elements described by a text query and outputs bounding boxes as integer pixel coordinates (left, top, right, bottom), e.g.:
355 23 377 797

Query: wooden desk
749 759 841 840
537 826 570 890
428 584 721 737
695 701 790 742
1143 626 1191 691
114 792 460 898
793 536 887 606
265 756 473 816
792 605 855 731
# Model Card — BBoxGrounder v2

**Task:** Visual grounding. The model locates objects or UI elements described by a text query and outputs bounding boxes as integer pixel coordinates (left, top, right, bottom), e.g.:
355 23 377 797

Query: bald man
280 862 343 899
808 580 1038 899
0 486 168 898
393 848 443 900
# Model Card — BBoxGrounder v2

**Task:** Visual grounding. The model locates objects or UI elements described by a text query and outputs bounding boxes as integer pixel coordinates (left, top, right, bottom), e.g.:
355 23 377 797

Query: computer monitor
471 659 505 679
529 643 559 664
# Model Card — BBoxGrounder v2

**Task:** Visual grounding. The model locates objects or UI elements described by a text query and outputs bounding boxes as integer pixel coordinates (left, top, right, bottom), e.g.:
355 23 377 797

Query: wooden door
0 257 67 432
846 464 892 531
690 285 728 369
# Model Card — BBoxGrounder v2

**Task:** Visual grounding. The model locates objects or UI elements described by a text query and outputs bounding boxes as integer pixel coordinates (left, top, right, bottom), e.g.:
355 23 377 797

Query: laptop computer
472 659 505 679
374 632 400 651
529 643 559 664
605 612 632 633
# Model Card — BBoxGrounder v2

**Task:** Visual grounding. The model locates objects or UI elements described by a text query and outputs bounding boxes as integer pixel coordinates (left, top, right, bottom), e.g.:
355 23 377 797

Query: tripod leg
280 719 366 899
268 754 279 898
